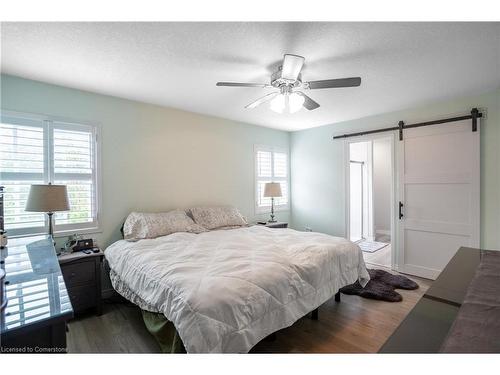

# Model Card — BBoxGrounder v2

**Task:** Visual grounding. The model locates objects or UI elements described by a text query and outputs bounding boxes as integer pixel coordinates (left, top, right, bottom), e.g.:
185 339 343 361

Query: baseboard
364 261 393 271
398 264 439 280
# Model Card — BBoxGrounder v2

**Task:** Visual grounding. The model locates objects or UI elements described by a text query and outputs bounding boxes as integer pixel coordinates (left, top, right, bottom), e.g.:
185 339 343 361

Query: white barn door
397 119 480 279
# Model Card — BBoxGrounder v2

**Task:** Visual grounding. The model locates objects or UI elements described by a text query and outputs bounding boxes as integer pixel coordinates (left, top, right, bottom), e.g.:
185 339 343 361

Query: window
254 145 289 213
0 112 100 236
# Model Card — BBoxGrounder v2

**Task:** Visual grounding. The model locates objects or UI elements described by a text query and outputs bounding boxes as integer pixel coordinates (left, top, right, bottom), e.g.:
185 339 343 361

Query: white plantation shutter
274 181 288 206
52 123 97 230
273 152 287 178
256 150 272 178
0 113 99 236
272 152 288 206
255 145 289 212
0 117 46 234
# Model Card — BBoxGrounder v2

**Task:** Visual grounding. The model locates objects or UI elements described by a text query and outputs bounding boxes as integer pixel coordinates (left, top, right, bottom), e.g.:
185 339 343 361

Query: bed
106 223 369 353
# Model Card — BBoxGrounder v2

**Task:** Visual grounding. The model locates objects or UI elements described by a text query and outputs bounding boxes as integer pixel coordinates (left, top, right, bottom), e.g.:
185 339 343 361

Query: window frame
1 110 102 238
254 144 290 214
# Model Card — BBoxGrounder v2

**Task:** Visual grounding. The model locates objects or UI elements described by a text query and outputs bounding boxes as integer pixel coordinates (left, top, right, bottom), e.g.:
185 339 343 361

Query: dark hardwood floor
67 275 431 353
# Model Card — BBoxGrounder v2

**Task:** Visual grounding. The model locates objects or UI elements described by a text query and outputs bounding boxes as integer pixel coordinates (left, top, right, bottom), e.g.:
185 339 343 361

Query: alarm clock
65 238 94 253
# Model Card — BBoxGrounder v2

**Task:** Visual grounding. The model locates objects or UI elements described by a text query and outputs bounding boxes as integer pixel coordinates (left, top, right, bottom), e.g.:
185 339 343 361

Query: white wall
290 89 500 250
1 74 290 249
372 138 392 235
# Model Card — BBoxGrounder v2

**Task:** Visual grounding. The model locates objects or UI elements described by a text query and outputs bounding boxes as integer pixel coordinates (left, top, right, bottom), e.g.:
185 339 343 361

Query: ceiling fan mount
216 54 361 113
270 65 302 89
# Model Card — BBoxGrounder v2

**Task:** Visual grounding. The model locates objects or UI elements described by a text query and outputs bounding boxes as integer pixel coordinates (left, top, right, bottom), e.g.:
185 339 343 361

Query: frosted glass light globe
288 92 305 113
270 94 286 113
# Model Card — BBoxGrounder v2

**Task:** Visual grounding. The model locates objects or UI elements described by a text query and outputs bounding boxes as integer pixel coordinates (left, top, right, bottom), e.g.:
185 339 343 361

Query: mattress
105 225 369 353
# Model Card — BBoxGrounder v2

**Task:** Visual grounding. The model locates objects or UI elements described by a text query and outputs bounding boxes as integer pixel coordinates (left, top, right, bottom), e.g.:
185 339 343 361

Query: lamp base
268 197 277 223
47 212 56 247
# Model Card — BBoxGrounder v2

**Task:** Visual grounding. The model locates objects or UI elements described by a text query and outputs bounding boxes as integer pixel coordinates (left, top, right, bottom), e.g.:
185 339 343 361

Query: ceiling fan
216 54 361 114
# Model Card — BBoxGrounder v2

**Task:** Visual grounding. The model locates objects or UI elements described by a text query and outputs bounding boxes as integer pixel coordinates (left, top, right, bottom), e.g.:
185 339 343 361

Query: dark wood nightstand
58 249 104 316
260 222 288 229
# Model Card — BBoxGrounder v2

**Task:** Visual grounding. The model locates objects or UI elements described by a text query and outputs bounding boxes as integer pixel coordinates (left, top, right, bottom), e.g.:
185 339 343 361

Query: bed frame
310 291 340 320
265 291 340 342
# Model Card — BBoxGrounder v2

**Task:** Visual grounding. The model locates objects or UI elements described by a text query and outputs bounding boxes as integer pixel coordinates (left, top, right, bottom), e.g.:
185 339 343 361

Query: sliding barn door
397 119 480 279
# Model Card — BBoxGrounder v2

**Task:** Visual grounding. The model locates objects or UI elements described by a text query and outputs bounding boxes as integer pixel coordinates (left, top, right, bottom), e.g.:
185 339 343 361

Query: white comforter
105 226 369 353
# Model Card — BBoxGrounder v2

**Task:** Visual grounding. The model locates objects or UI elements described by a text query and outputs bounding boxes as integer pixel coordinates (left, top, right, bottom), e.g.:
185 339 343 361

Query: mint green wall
290 89 500 250
1 74 290 248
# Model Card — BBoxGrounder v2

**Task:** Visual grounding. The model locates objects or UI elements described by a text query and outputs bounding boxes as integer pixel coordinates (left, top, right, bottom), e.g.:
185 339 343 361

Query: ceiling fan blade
306 77 361 90
281 54 305 81
245 92 279 109
296 92 320 110
216 82 271 88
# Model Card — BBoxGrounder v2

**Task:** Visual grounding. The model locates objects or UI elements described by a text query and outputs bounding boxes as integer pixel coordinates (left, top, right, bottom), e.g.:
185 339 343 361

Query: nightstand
260 222 288 229
58 249 104 316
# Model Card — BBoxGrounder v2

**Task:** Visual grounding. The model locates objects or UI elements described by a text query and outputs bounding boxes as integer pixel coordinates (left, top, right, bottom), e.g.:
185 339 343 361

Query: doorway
347 136 394 269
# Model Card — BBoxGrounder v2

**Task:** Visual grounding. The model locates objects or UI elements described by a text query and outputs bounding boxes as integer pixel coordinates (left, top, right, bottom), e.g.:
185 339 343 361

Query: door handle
399 201 404 220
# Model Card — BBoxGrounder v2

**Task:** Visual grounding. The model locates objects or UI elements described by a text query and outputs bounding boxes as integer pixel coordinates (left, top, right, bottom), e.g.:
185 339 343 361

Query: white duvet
105 225 369 353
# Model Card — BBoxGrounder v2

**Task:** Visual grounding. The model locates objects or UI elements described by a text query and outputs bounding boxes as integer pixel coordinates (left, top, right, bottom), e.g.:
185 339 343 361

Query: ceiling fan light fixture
217 54 361 113
270 94 286 114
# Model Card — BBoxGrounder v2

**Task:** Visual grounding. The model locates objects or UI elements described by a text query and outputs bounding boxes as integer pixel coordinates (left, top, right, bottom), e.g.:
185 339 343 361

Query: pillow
190 206 248 230
123 210 207 241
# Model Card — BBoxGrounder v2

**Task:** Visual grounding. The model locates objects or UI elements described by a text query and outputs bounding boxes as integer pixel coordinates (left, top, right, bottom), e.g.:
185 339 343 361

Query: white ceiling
1 22 499 131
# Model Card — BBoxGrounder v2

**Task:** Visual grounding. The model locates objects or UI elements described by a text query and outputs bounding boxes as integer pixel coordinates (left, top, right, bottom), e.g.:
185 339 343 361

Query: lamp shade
25 184 70 212
263 182 282 198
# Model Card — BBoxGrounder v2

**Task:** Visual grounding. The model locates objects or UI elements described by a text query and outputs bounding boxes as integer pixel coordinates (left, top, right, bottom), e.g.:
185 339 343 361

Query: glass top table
1 236 73 336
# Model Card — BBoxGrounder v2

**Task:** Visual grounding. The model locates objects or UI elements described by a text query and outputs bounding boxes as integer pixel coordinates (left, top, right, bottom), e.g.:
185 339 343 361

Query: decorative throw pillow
123 210 207 241
190 206 248 230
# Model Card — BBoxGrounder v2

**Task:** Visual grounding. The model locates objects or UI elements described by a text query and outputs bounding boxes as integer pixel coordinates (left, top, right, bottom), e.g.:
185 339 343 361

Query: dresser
0 236 73 352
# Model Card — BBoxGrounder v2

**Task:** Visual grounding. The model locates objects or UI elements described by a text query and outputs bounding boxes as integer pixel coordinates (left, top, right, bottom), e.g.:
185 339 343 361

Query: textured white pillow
190 206 248 230
123 210 207 241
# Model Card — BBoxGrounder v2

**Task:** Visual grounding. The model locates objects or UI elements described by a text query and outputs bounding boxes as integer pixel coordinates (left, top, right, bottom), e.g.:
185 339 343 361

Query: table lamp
264 182 282 223
25 184 70 239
